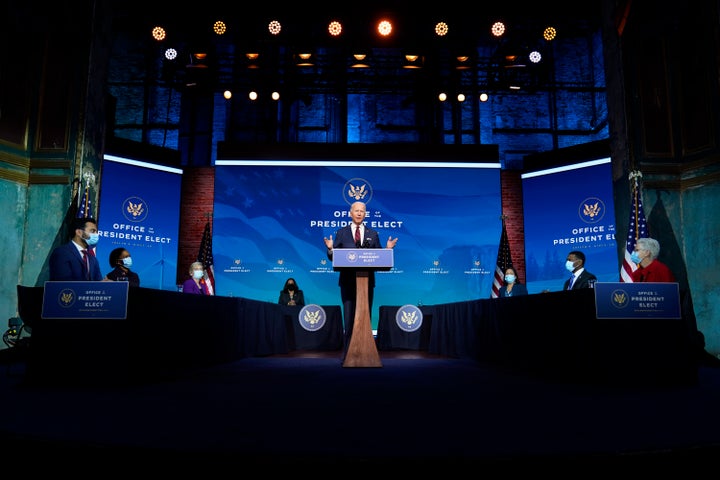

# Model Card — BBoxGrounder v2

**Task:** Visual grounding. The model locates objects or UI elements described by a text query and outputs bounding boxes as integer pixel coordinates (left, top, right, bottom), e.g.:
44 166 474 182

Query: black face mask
287 285 296 291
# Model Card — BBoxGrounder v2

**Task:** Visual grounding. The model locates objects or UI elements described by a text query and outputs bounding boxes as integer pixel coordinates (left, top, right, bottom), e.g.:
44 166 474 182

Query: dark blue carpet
2 349 720 474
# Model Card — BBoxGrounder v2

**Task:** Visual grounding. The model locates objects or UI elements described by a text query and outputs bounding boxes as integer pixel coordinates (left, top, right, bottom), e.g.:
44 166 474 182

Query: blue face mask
122 257 133 268
630 251 642 264
565 260 576 272
193 270 204 280
504 274 516 284
85 233 100 246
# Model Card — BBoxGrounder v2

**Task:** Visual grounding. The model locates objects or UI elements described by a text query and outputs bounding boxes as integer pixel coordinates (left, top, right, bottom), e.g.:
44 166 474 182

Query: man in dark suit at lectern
49 217 104 281
323 201 398 351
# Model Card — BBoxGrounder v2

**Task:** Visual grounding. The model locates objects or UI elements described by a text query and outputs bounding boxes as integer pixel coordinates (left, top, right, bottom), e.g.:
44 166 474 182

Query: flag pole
620 170 647 282
491 214 512 298
198 213 216 295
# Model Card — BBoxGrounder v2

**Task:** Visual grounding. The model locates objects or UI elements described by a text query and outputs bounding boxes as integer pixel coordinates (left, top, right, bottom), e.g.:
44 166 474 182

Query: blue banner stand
42 281 130 320
594 282 681 319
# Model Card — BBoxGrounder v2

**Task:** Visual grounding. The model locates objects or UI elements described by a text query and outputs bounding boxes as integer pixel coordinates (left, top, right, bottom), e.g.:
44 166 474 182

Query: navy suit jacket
328 224 381 288
49 241 103 281
499 282 528 297
563 269 597 290
278 290 306 306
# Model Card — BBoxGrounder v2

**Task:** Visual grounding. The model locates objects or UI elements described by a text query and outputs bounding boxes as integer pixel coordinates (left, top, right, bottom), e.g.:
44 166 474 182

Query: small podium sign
332 248 393 271
42 281 130 319
594 282 681 319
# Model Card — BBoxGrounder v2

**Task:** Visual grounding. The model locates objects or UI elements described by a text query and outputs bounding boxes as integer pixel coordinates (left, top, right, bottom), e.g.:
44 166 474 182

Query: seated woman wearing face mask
278 277 305 306
105 247 141 287
498 266 528 297
182 261 211 294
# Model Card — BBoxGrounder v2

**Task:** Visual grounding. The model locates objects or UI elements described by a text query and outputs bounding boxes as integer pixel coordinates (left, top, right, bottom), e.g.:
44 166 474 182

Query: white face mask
193 270 204 280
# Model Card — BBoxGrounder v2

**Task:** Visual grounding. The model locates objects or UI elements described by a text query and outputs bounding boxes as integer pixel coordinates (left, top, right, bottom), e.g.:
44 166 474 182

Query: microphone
364 238 372 248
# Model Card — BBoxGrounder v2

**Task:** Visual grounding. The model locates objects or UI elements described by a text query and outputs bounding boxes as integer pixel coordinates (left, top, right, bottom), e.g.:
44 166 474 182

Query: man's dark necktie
82 249 90 279
354 225 360 246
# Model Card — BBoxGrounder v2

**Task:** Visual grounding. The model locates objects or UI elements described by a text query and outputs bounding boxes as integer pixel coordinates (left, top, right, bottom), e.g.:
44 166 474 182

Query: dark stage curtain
377 306 433 351
280 305 343 351
19 285 699 386
377 289 698 385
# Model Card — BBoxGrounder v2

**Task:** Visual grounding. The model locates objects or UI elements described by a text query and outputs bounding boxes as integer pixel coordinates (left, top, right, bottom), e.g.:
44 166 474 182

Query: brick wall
177 166 215 285
500 170 526 283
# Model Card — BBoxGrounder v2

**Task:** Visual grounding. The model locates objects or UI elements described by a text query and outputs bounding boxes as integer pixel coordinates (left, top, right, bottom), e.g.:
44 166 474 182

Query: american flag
491 219 513 298
620 170 648 282
77 184 92 218
198 220 216 295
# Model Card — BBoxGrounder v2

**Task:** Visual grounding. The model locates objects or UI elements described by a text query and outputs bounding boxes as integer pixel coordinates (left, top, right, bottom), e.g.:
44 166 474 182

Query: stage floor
2 347 720 473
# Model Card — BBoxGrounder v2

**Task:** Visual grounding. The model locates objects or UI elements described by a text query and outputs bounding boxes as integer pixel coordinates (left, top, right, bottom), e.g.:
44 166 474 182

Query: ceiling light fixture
151 26 166 41
328 21 342 36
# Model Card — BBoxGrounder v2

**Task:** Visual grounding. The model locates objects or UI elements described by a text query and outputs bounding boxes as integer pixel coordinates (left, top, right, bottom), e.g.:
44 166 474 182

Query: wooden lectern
332 248 394 368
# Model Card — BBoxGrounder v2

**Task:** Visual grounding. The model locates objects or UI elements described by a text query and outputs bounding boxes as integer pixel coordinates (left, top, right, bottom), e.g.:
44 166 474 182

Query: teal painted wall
0 179 26 323
682 182 720 354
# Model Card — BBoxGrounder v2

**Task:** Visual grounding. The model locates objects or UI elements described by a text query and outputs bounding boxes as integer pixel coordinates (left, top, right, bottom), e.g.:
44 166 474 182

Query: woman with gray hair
630 237 676 282
182 261 211 294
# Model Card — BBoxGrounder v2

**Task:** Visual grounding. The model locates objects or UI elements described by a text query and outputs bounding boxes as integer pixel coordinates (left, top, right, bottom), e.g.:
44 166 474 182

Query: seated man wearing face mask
49 217 105 281
563 250 597 290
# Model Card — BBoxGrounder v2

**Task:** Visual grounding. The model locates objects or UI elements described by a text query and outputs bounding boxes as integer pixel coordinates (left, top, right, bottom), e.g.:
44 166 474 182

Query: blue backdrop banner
521 158 618 294
213 160 501 328
98 155 183 291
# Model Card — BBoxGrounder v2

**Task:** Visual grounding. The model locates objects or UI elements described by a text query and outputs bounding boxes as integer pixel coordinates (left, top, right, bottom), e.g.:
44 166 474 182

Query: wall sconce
295 53 314 67
504 54 527 68
187 52 208 69
455 55 471 70
246 52 260 69
350 53 370 68
403 54 423 69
